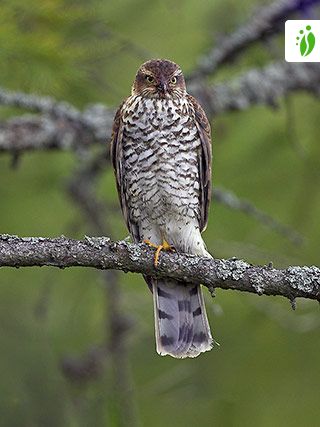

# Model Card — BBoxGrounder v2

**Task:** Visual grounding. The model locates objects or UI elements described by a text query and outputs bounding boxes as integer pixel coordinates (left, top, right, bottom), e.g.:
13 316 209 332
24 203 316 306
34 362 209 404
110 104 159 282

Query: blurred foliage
0 0 319 426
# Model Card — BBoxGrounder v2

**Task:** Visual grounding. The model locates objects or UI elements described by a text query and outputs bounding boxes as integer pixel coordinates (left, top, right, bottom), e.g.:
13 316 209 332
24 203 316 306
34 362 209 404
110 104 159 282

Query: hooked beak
157 80 167 95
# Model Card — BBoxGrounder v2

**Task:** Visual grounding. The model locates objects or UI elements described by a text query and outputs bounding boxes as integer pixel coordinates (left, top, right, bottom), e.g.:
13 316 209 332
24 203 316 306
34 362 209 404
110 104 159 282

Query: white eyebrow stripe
165 73 181 81
171 70 183 78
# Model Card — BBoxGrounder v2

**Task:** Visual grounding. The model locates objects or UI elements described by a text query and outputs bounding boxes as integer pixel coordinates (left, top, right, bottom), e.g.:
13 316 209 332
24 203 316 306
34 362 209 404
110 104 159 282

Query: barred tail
152 278 213 358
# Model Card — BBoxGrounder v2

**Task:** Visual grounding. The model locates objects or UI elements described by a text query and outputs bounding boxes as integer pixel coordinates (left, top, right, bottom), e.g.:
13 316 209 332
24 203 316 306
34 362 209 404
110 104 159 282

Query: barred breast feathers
120 95 206 253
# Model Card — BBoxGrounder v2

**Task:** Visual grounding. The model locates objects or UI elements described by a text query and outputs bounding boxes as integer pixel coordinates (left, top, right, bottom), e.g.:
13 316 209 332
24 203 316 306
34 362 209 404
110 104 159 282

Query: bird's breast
122 96 200 221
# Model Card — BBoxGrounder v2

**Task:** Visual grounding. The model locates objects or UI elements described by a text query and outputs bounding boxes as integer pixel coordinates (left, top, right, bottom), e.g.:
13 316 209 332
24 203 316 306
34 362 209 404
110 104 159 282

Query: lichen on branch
0 234 319 303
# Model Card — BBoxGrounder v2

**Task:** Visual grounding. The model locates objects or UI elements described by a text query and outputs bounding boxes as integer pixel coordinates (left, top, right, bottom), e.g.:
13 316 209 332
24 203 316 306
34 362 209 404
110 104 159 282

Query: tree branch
1 62 319 155
190 61 320 116
64 153 138 426
0 234 319 302
0 87 84 123
0 115 101 154
213 187 303 245
0 94 114 153
189 0 320 79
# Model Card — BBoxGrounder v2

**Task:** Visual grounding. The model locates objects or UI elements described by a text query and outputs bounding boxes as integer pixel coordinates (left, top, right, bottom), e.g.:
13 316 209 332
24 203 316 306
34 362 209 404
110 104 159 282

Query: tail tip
156 334 215 359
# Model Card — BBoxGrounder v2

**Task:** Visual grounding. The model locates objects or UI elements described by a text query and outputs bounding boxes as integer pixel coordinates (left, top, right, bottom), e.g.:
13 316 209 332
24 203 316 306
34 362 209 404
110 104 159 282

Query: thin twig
66 153 138 426
213 187 303 245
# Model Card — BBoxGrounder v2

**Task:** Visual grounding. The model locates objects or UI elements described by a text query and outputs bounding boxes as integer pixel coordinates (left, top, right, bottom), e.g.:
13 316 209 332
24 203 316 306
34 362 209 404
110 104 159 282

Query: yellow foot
143 239 175 267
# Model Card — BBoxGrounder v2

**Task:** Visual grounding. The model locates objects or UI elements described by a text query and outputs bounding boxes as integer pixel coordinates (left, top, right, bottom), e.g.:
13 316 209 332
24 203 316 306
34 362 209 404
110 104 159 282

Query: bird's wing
187 94 212 232
110 100 141 242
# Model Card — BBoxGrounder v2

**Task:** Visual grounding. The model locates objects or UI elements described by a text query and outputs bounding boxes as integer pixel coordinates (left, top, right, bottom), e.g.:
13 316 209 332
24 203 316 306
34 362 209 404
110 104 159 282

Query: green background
0 1 319 426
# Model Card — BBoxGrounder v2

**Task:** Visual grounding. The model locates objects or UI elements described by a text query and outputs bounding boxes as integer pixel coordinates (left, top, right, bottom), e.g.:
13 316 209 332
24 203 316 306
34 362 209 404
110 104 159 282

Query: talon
154 244 163 267
143 239 158 249
143 239 175 267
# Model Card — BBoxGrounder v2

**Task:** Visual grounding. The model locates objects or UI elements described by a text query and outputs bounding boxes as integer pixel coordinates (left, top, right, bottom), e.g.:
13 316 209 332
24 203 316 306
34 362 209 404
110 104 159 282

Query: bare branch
0 91 114 154
0 112 112 155
67 152 109 232
66 152 138 425
189 0 320 79
0 61 319 155
0 87 84 123
0 234 319 302
0 62 319 154
0 115 100 154
190 61 320 116
213 187 303 245
0 87 114 134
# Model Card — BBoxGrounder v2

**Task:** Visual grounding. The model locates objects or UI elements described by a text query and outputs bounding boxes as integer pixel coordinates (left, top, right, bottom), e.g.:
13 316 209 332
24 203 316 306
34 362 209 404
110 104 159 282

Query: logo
285 20 320 62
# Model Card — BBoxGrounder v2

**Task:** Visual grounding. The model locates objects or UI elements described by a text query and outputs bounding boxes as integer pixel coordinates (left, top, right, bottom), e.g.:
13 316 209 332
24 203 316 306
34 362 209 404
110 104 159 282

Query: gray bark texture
0 234 319 303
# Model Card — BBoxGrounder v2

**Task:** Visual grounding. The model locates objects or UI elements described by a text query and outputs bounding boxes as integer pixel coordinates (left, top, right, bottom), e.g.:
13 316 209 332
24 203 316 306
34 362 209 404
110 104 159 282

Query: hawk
111 59 214 358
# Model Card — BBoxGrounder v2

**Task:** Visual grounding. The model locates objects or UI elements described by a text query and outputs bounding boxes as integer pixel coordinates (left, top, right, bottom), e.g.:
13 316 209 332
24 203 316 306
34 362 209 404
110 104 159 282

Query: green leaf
300 35 307 56
306 32 316 56
300 32 316 57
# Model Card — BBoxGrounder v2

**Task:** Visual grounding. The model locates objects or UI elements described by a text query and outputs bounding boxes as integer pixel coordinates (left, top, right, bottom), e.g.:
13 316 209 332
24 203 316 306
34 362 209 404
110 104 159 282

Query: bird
110 59 214 358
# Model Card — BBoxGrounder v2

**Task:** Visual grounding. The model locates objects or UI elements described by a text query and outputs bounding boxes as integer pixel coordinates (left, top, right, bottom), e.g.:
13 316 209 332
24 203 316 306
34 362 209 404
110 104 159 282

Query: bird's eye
170 76 177 84
145 75 154 83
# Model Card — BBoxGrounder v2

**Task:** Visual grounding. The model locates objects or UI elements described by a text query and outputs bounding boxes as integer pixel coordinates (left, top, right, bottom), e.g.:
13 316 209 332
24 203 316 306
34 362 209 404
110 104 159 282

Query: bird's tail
152 278 213 358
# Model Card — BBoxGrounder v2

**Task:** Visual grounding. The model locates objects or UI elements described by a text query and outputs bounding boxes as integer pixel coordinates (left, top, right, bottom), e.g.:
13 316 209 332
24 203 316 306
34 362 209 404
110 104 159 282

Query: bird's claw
143 239 175 267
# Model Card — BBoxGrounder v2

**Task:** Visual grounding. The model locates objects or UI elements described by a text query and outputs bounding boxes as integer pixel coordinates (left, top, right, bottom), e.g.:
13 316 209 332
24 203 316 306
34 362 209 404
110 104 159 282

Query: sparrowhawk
111 59 214 358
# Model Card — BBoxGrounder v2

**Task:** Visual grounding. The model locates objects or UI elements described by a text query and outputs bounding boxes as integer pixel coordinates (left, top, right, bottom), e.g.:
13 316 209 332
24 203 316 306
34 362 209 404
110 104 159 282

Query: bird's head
132 59 186 99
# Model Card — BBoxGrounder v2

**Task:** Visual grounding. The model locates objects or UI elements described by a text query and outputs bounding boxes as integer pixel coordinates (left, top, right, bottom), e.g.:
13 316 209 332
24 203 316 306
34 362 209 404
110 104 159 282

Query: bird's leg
154 240 174 267
143 239 159 249
143 239 175 267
